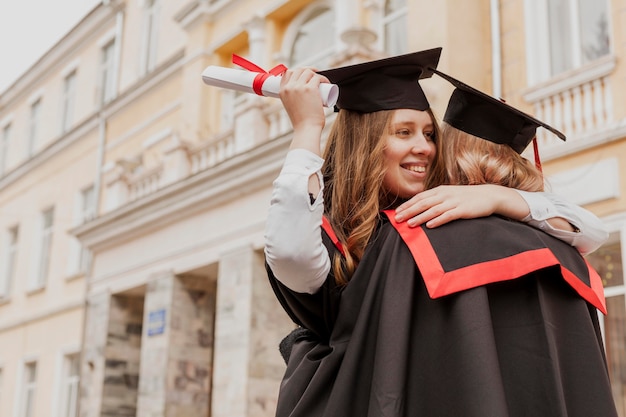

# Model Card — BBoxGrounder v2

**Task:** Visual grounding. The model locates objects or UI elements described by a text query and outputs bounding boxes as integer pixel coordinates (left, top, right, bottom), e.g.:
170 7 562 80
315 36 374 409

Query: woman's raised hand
280 68 331 156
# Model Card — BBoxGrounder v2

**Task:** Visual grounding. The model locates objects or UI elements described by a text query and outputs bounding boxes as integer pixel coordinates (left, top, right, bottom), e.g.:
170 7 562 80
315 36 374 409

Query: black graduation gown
267 214 617 417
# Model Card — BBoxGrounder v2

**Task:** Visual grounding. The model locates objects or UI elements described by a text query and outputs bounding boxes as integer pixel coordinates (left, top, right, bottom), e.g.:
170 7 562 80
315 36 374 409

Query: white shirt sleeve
264 149 331 294
514 190 609 255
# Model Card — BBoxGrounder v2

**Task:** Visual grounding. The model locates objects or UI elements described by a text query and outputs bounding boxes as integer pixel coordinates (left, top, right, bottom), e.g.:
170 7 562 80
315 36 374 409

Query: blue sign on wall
147 308 166 336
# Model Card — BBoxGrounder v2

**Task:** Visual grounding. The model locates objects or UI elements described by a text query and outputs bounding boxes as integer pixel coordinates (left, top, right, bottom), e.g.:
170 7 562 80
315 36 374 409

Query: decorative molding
60 58 81 78
0 113 13 128
142 128 174 149
0 114 99 192
27 88 45 105
73 133 291 252
174 0 214 29
537 119 626 162
174 0 237 30
0 298 85 333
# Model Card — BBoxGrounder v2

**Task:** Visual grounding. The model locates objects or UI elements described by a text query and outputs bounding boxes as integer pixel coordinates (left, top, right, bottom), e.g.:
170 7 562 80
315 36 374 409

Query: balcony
523 55 620 157
103 95 322 211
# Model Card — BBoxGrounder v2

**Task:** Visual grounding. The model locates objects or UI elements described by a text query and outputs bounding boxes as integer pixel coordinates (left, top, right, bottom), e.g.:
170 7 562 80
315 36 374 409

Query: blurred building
0 0 624 416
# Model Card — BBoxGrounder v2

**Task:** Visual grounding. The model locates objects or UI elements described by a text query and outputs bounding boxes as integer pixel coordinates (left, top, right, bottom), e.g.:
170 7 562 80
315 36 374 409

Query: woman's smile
383 109 436 199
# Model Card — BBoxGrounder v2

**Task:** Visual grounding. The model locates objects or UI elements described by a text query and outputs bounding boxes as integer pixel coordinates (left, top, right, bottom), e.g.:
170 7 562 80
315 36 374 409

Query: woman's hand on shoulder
394 184 529 228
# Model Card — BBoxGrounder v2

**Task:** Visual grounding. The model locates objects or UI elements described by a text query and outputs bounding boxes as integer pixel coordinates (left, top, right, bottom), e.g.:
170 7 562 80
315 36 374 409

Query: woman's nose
411 135 433 154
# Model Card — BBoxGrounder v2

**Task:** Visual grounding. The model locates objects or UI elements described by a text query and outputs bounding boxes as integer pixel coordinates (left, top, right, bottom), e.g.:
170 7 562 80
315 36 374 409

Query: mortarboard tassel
532 137 542 173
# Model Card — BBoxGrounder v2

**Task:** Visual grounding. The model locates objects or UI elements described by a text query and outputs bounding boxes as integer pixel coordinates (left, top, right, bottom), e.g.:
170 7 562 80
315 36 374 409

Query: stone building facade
1 0 626 416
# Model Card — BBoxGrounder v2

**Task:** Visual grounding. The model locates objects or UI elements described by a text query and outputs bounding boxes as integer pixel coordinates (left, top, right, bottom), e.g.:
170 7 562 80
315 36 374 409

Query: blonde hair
323 108 441 285
425 122 544 192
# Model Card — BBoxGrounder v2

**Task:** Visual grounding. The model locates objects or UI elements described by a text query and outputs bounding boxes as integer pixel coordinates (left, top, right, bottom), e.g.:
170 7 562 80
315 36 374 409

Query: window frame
280 1 336 68
28 98 42 157
380 0 408 55
61 71 77 134
524 0 613 85
100 40 117 105
0 122 11 176
31 208 54 290
78 186 95 273
0 225 19 299
139 0 160 75
18 361 37 417
58 353 80 417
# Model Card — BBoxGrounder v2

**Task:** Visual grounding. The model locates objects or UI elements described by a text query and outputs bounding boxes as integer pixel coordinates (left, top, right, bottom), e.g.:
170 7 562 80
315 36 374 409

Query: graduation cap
431 68 566 154
317 47 442 113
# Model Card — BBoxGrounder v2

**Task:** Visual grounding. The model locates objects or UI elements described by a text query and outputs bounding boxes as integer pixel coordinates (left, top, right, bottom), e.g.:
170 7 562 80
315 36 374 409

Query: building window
382 0 407 55
59 354 80 417
28 99 41 157
586 237 625 414
32 208 54 289
78 186 95 272
100 40 117 104
61 71 77 133
289 6 335 67
67 185 96 278
19 362 37 417
526 0 611 83
0 123 10 176
140 0 159 75
0 225 18 299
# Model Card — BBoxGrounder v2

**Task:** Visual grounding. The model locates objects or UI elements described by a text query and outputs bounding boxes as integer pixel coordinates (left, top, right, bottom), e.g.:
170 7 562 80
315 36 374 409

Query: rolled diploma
201 66 339 108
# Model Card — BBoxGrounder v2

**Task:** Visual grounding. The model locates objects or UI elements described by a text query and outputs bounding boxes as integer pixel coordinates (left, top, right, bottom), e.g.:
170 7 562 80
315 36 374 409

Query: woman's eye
424 131 435 140
396 129 411 136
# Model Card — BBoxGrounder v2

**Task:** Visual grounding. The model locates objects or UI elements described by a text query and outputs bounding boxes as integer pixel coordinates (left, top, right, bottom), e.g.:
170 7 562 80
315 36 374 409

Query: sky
0 0 100 93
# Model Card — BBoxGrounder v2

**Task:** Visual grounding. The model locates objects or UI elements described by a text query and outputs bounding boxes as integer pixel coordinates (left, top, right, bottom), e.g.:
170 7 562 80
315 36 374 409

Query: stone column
79 291 143 417
334 0 360 50
161 133 190 186
137 271 216 417
234 15 270 153
102 295 144 416
211 246 295 417
245 15 266 67
79 292 110 417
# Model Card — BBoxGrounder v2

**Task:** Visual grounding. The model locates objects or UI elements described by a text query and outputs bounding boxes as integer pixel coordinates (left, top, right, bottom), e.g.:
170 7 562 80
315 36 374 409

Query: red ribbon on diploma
232 54 288 96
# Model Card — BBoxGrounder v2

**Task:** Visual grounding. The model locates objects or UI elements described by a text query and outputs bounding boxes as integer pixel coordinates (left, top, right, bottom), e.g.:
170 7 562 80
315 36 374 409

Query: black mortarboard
432 68 566 153
317 48 442 112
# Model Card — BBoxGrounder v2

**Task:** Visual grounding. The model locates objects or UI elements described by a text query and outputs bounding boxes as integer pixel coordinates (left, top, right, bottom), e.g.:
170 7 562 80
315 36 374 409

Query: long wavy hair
322 108 441 285
425 122 544 192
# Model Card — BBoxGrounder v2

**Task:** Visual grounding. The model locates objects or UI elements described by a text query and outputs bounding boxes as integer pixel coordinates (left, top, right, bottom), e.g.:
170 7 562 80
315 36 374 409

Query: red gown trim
382 210 607 314
322 216 345 257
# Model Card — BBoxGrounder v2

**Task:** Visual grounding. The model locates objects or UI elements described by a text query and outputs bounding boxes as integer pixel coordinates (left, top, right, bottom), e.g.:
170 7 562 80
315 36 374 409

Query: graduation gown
267 214 617 417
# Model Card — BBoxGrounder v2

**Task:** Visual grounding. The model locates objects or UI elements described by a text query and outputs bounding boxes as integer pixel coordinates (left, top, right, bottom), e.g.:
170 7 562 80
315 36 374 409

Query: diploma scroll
201 66 339 108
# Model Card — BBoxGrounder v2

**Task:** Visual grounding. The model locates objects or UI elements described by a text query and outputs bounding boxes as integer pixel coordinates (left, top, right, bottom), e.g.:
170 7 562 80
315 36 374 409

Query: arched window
288 5 335 67
382 0 407 55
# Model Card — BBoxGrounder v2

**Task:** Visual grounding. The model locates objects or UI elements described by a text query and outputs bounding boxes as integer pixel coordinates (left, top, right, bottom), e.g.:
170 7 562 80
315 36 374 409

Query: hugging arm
394 184 608 255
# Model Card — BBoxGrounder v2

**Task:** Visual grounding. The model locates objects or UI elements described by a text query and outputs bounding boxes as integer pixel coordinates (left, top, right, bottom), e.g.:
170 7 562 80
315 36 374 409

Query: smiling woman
382 108 436 200
263 49 613 417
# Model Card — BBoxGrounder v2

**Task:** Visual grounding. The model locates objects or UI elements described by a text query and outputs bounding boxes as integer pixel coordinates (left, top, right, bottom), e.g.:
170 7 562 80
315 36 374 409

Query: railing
127 166 163 201
265 102 292 139
113 97 311 208
523 55 616 151
189 131 236 175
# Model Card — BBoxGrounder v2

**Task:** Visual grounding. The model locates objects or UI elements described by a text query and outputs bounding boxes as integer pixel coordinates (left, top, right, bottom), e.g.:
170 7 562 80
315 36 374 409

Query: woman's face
382 109 436 199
